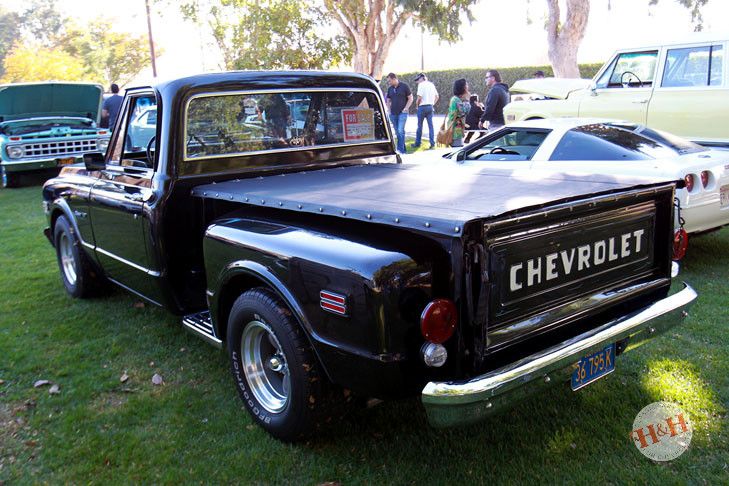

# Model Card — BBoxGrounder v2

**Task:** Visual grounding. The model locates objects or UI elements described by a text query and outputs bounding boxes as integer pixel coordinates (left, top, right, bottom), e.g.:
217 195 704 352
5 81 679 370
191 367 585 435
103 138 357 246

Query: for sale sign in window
341 108 375 142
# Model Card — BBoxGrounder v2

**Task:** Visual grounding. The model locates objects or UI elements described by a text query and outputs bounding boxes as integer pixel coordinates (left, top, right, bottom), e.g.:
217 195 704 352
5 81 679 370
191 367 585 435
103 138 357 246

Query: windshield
458 128 551 161
550 124 688 161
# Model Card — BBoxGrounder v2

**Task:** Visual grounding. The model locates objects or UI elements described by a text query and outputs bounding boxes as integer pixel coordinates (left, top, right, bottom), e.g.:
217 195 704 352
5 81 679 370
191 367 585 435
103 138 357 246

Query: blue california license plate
571 344 615 390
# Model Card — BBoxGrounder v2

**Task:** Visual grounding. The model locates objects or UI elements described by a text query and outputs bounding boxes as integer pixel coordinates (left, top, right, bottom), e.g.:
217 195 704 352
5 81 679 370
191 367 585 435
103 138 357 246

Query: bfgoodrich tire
53 215 104 298
227 287 339 441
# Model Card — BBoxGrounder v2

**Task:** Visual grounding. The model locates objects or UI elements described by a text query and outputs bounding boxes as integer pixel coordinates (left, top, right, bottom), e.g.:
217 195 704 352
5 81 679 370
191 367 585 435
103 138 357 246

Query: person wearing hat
411 73 439 149
534 70 546 78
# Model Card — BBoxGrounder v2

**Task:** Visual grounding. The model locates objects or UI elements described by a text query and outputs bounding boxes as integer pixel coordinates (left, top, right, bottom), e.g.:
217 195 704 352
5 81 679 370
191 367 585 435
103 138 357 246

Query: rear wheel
227 287 343 441
54 215 104 298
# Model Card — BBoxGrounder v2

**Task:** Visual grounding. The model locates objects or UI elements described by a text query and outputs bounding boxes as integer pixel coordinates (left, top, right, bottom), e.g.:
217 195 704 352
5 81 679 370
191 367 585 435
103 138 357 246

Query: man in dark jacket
479 70 510 132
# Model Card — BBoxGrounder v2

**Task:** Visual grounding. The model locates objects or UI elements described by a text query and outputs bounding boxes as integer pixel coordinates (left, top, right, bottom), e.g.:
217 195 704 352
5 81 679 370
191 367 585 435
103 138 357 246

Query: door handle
632 99 648 104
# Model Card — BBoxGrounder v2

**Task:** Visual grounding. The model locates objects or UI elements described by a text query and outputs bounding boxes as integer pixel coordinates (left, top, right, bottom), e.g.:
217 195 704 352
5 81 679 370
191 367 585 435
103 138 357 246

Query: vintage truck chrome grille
21 138 98 158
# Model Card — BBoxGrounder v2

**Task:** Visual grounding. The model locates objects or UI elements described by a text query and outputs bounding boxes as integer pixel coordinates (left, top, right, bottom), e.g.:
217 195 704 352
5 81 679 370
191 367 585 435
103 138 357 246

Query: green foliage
0 182 727 484
1 0 152 85
18 0 67 47
382 63 604 114
175 0 351 70
0 43 86 83
59 19 154 86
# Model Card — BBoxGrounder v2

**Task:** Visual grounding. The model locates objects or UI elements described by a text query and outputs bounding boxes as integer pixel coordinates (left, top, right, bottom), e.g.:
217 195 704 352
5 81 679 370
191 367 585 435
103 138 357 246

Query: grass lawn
1 180 727 485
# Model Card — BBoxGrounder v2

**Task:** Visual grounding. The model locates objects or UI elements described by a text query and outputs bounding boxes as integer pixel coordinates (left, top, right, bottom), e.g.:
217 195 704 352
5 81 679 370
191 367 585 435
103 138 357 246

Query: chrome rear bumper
421 282 697 428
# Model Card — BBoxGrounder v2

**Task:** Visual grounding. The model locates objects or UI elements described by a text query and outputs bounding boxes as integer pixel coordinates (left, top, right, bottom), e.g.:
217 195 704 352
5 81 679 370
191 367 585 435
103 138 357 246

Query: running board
182 311 222 348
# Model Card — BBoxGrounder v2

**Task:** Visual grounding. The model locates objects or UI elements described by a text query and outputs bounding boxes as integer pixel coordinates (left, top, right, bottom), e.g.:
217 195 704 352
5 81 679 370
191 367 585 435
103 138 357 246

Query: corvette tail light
673 229 688 261
684 174 695 192
701 171 710 188
420 299 458 344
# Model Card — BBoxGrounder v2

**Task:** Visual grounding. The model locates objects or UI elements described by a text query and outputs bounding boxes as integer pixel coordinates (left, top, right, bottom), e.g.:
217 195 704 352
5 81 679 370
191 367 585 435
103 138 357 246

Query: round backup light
420 299 458 344
700 171 710 188
684 174 695 192
6 146 23 159
421 343 448 367
673 229 688 261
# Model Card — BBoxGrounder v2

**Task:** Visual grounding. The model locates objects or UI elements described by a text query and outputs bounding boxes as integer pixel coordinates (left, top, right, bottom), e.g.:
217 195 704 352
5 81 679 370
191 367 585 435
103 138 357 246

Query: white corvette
407 118 729 257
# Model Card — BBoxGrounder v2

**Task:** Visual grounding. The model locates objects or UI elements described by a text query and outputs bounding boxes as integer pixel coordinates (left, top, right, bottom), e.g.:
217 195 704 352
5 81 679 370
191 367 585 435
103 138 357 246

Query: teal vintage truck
1 82 110 188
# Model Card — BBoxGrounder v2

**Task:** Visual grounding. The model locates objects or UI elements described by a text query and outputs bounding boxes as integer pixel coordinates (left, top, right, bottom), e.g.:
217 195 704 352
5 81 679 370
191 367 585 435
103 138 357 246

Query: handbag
436 117 453 146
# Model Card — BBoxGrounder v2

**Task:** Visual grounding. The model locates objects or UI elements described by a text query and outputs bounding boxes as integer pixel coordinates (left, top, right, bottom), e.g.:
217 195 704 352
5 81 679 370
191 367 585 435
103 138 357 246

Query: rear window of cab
184 89 389 160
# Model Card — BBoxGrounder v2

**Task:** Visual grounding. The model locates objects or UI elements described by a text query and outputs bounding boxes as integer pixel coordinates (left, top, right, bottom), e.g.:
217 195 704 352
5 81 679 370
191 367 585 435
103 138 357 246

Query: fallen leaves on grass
120 372 129 383
33 380 52 388
152 373 163 385
48 384 60 395
132 302 145 309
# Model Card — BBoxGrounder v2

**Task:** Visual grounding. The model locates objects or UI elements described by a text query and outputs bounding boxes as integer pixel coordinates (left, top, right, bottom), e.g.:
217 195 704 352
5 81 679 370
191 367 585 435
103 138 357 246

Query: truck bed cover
191 163 673 237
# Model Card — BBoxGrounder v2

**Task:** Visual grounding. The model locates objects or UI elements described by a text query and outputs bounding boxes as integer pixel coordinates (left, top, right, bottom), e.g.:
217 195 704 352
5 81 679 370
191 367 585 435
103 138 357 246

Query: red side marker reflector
320 291 347 316
673 229 688 261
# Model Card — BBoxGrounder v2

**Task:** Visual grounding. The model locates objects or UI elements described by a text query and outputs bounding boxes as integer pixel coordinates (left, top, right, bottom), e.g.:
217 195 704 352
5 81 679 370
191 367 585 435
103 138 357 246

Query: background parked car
0 82 110 188
408 118 729 257
504 33 729 149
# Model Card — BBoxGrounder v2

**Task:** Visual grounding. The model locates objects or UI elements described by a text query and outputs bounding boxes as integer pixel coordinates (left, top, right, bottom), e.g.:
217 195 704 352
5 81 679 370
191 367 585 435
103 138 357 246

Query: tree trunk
545 0 590 78
324 0 411 80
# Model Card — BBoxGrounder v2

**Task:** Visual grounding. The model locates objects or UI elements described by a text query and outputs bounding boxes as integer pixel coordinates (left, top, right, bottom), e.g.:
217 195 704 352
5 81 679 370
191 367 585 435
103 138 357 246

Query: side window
711 46 723 86
662 45 723 87
549 126 657 161
184 90 388 159
597 51 658 88
107 95 158 168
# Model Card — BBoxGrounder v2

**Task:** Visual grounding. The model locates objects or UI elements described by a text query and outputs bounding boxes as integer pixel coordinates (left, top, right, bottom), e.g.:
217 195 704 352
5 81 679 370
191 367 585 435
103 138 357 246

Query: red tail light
700 171 710 188
420 299 458 344
684 174 695 192
673 229 688 261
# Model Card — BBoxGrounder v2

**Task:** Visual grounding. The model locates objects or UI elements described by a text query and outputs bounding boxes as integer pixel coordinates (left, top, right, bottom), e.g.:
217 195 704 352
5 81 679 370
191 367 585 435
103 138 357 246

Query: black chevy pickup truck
42 71 697 441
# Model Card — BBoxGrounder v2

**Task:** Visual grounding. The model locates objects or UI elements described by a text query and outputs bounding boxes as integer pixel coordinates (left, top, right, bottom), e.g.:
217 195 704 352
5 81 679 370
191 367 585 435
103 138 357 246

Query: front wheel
54 215 103 298
2 166 19 188
227 288 337 441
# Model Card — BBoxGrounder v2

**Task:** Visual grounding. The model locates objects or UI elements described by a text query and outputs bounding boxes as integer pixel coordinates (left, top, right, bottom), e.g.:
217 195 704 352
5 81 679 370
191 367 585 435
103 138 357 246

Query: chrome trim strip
93 246 162 277
421 282 697 427
183 87 391 161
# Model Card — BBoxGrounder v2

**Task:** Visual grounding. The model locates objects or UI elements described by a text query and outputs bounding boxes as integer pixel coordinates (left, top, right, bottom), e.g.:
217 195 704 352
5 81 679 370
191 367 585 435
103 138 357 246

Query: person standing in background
478 69 510 133
446 78 470 148
385 73 413 154
464 94 484 144
410 73 439 149
102 83 123 130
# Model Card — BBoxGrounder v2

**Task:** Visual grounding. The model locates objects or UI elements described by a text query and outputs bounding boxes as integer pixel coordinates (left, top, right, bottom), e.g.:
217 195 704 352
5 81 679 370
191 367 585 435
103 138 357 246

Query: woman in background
447 78 470 147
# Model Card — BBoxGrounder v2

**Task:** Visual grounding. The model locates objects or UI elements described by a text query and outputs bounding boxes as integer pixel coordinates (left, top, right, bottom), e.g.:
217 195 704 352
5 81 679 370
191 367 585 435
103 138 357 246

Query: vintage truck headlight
6 145 23 159
98 138 110 153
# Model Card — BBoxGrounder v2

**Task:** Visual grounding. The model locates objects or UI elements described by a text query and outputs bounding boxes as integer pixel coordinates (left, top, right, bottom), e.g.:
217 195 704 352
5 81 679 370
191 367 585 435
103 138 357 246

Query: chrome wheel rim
58 232 77 287
241 320 289 414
